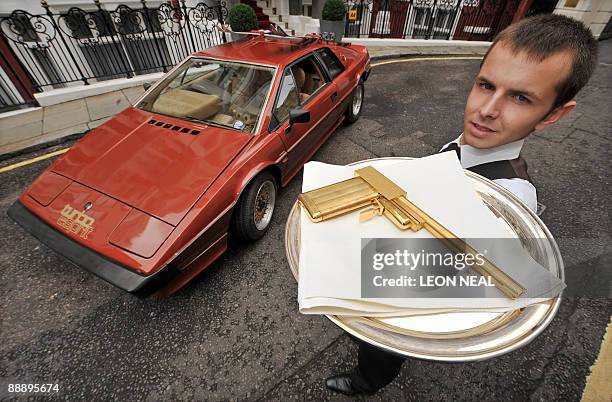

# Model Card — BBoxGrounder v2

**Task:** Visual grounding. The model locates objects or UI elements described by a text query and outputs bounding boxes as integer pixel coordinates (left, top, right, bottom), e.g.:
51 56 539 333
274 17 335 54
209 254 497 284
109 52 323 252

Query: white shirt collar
443 134 525 169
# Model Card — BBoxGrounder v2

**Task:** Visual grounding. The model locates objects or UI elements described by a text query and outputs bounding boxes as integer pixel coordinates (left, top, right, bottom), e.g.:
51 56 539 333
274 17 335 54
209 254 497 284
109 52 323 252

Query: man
326 13 598 395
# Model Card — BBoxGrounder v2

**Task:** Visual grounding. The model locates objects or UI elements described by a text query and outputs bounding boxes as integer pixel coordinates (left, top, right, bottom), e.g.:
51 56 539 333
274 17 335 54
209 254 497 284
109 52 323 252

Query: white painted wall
0 1 174 15
1 0 43 14
554 0 612 38
0 75 153 155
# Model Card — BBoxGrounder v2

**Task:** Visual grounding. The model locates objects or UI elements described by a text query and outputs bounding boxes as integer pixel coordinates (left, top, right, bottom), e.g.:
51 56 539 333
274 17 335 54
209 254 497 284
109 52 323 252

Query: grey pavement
1 40 611 401
366 44 489 59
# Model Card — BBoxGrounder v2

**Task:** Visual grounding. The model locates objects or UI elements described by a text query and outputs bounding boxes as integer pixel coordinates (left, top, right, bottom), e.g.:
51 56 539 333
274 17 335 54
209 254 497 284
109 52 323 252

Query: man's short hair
483 14 598 109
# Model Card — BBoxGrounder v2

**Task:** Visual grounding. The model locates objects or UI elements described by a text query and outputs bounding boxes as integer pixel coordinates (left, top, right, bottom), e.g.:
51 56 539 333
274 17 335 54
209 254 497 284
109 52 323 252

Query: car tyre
233 171 277 241
345 81 364 124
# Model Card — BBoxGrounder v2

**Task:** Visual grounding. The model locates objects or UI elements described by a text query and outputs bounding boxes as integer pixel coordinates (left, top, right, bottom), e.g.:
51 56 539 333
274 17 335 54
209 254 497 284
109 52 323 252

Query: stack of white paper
297 153 565 317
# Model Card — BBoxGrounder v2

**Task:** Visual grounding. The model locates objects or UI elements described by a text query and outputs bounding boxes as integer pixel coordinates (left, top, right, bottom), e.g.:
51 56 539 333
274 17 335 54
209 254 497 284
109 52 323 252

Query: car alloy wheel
352 84 363 116
253 180 276 231
233 171 278 241
345 82 364 124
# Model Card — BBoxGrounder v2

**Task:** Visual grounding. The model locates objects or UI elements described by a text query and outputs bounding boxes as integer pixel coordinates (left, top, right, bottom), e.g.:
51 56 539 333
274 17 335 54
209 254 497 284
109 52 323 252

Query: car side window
290 55 326 105
317 48 345 80
273 69 300 125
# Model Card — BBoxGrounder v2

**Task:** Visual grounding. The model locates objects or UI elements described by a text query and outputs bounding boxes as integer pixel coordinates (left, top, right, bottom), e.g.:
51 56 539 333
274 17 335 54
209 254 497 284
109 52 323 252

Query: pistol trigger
359 208 377 222
359 200 384 223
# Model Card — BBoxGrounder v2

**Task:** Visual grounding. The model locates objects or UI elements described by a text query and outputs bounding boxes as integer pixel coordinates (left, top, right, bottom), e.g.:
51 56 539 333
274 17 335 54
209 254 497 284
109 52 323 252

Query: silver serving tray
284 157 564 362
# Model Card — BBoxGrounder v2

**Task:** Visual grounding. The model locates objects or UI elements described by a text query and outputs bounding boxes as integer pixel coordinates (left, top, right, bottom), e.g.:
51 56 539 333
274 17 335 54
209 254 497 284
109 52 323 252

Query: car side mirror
285 108 310 134
143 82 151 91
289 108 310 124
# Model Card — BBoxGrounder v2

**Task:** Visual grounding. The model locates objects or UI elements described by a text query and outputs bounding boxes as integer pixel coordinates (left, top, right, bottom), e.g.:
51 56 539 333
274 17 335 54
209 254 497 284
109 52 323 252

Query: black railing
0 0 228 97
0 67 37 113
344 0 520 41
0 41 37 113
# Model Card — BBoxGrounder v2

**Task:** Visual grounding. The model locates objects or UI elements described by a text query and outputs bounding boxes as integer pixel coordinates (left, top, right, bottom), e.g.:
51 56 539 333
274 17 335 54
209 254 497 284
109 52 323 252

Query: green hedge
228 4 258 32
322 0 346 21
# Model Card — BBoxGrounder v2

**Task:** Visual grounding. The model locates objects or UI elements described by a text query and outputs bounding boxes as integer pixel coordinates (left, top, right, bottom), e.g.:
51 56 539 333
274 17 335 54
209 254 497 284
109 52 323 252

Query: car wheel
233 171 277 241
345 81 364 124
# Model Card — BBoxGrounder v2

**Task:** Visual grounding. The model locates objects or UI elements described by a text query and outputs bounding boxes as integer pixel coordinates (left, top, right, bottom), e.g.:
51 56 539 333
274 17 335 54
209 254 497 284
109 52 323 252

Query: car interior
272 56 327 125
144 55 326 133
147 60 275 132
291 56 326 104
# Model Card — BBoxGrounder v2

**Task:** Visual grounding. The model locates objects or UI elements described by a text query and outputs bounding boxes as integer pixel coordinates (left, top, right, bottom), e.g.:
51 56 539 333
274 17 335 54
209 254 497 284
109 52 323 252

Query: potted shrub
320 0 346 41
227 4 258 40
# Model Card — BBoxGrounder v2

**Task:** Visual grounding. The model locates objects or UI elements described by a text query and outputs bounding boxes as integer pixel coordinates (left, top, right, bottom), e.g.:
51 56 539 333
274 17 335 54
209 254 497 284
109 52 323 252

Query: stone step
282 15 320 36
269 17 289 29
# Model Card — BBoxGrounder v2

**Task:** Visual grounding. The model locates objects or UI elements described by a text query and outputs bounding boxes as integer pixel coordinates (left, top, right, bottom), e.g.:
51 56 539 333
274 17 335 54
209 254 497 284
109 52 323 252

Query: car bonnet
51 108 253 226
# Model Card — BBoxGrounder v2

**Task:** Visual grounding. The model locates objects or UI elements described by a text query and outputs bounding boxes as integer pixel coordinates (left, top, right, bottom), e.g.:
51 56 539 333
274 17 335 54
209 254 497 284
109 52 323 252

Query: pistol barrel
391 196 525 299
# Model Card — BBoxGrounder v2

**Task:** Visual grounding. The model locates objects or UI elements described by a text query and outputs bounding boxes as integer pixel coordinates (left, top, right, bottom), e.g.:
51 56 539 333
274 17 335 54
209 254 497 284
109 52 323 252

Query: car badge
233 120 244 129
84 202 93 211
57 204 95 240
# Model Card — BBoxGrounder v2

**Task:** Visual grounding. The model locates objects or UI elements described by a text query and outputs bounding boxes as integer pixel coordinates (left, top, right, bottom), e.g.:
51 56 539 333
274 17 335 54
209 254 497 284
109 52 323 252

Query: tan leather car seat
301 63 324 95
152 89 221 120
291 67 310 104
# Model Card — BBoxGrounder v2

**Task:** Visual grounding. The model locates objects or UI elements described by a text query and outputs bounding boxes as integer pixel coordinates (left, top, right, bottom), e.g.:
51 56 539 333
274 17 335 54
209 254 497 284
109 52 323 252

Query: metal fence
0 0 228 112
0 42 38 113
0 73 36 113
344 0 520 41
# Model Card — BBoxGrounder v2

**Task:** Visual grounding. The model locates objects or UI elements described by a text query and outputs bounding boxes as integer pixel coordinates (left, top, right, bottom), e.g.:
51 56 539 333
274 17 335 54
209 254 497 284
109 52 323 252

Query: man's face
462 43 573 149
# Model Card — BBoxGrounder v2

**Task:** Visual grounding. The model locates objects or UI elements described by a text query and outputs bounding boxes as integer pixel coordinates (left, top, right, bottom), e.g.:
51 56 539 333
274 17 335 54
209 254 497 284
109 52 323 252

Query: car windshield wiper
182 115 207 124
182 116 243 132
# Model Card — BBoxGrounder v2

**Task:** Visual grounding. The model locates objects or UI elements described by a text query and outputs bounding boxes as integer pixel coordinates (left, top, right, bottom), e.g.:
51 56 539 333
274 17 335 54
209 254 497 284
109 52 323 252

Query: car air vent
147 118 201 135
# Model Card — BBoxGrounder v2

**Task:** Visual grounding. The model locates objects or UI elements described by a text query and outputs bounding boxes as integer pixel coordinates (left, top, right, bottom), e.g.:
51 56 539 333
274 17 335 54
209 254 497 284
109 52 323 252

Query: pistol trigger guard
359 200 385 223
372 199 384 215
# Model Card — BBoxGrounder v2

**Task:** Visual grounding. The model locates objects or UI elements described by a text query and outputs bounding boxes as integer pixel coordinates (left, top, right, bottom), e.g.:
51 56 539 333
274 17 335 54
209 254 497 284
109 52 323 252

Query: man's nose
479 94 502 120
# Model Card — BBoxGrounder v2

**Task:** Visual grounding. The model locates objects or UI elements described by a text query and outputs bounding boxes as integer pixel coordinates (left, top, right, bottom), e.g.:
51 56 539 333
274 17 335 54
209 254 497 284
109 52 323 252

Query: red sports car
8 34 371 297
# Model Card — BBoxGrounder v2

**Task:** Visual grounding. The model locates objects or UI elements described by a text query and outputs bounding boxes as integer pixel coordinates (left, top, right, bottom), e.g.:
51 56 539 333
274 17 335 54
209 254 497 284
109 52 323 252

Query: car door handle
331 92 337 102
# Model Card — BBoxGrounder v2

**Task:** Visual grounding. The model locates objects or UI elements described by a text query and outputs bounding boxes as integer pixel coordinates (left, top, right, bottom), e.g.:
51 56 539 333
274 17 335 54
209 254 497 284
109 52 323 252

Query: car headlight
109 209 174 259
27 171 72 206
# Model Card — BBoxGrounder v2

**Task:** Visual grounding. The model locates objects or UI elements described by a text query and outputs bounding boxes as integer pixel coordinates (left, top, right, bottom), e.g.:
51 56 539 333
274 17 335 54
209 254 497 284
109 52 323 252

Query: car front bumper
7 200 179 296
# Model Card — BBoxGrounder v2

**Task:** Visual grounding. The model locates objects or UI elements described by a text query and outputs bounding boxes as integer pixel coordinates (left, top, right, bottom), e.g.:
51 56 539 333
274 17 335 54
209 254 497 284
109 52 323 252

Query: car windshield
137 58 275 133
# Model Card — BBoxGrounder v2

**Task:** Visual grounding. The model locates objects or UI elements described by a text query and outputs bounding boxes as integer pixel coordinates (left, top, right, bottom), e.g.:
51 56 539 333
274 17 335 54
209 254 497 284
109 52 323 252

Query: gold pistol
297 166 525 300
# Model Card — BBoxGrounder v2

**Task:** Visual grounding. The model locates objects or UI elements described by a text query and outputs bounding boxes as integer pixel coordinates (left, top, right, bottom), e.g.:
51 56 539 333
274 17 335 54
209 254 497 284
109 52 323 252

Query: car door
270 54 339 179
315 47 348 125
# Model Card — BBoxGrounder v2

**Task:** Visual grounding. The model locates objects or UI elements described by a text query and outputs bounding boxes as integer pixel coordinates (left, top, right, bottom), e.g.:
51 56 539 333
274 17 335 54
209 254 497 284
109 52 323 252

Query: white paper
297 153 564 316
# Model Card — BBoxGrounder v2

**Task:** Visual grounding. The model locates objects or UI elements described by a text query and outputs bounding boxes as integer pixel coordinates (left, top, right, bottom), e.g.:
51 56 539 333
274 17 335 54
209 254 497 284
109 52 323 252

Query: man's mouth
470 121 497 138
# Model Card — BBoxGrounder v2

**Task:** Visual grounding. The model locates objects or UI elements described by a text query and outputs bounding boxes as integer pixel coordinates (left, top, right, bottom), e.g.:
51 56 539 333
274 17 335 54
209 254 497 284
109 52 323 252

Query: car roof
194 36 334 68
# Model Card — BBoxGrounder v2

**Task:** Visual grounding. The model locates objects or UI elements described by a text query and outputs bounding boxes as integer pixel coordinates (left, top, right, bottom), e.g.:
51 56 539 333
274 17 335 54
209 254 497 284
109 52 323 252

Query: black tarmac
1 41 611 401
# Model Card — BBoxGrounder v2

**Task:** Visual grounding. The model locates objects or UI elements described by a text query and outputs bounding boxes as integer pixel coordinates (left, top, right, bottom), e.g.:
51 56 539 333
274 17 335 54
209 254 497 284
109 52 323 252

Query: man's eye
514 94 530 103
478 82 494 91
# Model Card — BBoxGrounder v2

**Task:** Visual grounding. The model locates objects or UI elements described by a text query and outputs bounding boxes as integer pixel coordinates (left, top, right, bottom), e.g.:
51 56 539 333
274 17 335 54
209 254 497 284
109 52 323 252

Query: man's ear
534 100 577 131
